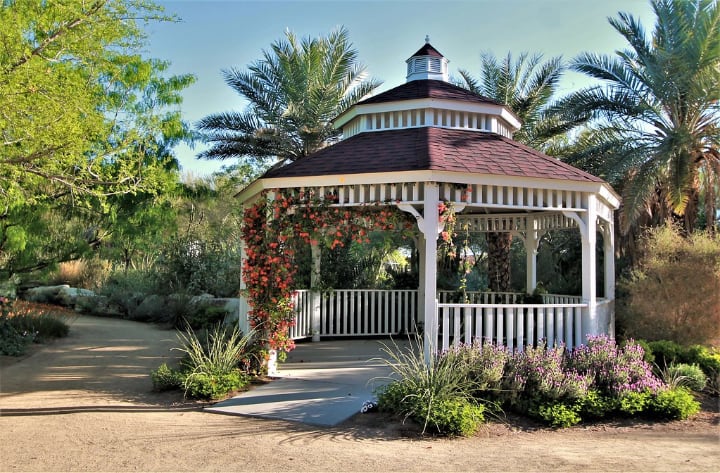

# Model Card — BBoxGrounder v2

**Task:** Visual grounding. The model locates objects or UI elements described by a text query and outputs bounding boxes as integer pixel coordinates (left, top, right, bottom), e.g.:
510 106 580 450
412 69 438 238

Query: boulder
57 287 96 307
24 285 69 304
132 294 167 321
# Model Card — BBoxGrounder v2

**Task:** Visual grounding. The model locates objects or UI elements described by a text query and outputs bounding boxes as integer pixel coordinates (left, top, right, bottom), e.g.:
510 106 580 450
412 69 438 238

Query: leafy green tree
457 52 575 291
0 0 195 276
557 0 720 234
197 26 382 166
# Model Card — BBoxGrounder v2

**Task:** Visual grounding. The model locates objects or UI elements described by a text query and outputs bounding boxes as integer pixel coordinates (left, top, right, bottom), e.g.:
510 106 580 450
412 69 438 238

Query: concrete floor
206 337 414 426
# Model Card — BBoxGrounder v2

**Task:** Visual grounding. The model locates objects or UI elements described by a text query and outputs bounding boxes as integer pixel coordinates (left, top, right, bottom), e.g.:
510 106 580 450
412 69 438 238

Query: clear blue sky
147 0 656 176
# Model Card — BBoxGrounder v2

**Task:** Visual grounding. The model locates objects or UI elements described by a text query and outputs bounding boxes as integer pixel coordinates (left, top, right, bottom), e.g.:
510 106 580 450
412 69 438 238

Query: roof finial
425 34 430 44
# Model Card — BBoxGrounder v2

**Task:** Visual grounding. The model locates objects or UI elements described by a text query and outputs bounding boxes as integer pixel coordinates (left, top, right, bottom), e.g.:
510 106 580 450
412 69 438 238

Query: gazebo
236 41 620 365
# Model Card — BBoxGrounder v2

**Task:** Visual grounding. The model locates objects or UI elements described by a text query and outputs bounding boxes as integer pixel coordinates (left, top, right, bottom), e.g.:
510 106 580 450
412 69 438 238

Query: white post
416 234 426 334
603 219 616 338
581 194 598 340
237 239 251 336
310 242 322 342
422 183 440 363
524 217 539 293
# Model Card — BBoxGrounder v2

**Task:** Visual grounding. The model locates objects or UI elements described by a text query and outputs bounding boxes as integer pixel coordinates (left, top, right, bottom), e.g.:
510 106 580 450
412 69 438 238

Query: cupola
406 36 449 82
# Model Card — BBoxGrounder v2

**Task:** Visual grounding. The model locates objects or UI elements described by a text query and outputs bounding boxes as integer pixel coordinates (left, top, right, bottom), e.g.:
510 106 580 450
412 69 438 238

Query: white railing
290 289 417 339
291 289 588 350
437 303 586 352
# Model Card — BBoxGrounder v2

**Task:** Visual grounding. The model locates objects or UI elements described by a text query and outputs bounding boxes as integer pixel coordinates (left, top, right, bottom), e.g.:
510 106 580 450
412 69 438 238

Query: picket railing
290 289 588 351
437 302 586 352
290 289 417 339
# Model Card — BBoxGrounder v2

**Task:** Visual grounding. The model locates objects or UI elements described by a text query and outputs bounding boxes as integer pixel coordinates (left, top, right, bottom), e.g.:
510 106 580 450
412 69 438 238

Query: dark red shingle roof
357 80 502 106
409 43 444 59
262 127 604 183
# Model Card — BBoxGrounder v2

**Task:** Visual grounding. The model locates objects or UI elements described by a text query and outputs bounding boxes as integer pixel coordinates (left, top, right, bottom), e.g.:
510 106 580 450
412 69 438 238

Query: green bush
0 316 33 356
0 299 71 355
184 370 249 400
663 363 708 392
421 398 485 437
682 345 720 386
618 390 652 415
375 337 488 436
535 403 581 428
151 363 185 391
648 340 684 368
578 390 617 419
650 388 700 420
619 227 720 346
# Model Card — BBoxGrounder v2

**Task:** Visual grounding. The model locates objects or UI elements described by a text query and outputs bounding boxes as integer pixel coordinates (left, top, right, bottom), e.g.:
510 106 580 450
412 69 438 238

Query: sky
146 0 657 177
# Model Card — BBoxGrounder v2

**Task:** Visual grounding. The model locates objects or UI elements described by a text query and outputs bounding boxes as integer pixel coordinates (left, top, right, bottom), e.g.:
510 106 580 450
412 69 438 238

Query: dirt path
1 315 718 472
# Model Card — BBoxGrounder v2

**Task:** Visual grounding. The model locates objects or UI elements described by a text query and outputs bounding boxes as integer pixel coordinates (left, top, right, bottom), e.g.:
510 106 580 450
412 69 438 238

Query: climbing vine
241 189 416 361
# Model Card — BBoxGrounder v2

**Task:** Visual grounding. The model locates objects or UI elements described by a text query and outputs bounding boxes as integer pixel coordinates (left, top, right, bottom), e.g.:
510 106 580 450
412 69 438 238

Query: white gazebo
237 41 620 364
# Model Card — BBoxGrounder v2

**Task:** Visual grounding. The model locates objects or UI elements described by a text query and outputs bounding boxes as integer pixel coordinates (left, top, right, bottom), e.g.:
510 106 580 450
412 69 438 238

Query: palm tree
457 52 575 291
557 0 720 235
196 27 381 167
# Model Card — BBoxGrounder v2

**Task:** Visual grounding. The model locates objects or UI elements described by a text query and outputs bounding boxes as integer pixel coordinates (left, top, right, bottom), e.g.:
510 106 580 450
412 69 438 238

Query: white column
237 238 251 336
581 194 598 340
310 242 322 342
415 234 426 333
603 219 616 338
422 183 440 363
524 217 539 293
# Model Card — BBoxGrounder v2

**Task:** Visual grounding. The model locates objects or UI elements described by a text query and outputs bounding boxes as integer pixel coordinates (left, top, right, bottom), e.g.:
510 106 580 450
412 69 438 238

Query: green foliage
618 390 652 415
151 362 185 391
0 0 195 277
647 340 684 367
650 388 701 420
0 299 71 355
535 403 581 428
559 0 720 234
184 370 248 400
419 397 485 437
577 390 617 419
197 26 381 165
0 316 33 356
155 236 242 297
662 364 708 392
619 227 720 346
375 337 486 436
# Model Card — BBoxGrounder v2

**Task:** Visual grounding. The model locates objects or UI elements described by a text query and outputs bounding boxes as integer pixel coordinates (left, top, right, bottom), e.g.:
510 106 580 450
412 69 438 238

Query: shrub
375 337 486 436
619 227 720 346
173 324 256 399
0 299 71 355
650 388 701 420
570 336 663 397
647 340 684 368
535 403 581 428
661 363 707 392
184 370 249 400
50 258 112 290
682 345 720 386
420 398 485 437
578 390 617 419
502 343 592 412
151 363 185 391
0 316 33 356
617 390 652 415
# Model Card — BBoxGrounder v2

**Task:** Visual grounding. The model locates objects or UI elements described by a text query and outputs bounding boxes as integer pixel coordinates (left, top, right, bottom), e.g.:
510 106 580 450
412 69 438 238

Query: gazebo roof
356 79 502 107
261 127 603 183
408 42 445 59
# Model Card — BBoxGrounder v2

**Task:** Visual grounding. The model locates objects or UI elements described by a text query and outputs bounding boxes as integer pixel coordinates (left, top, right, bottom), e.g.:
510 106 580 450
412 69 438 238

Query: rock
132 294 167 321
57 287 96 307
24 285 69 304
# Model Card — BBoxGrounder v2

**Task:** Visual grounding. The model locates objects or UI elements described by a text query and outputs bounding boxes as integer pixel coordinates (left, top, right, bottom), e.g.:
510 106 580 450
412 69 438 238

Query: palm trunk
487 232 511 292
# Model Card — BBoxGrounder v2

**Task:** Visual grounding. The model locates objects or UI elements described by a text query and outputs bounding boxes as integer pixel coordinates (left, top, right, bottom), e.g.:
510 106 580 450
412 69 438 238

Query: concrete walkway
206 338 412 426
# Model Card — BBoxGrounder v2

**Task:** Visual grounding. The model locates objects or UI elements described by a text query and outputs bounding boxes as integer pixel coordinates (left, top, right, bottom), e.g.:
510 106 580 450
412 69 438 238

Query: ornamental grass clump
375 337 486 437
166 323 257 400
